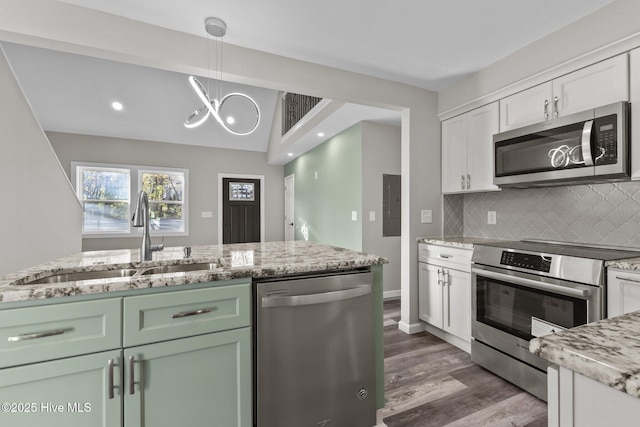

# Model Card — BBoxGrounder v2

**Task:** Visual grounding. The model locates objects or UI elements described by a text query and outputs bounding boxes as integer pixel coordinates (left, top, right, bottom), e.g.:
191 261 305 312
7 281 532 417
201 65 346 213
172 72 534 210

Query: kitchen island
530 310 640 427
0 241 386 427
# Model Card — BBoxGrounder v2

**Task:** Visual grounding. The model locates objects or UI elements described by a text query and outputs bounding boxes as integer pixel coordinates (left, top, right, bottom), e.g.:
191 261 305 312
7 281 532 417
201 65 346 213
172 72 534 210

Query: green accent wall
284 124 362 251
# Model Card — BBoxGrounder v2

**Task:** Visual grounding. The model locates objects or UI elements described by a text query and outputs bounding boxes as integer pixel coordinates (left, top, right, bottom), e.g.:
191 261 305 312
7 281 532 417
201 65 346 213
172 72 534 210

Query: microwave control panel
594 114 617 165
500 251 552 273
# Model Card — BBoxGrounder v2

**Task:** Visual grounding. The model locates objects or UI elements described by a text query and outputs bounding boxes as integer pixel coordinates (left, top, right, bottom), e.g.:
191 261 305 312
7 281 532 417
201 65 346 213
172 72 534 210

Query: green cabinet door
124 327 251 427
0 349 122 427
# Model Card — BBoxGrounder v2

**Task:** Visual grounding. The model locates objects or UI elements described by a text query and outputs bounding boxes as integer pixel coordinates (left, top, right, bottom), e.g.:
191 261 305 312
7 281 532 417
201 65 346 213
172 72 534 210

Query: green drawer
0 298 121 368
123 282 250 347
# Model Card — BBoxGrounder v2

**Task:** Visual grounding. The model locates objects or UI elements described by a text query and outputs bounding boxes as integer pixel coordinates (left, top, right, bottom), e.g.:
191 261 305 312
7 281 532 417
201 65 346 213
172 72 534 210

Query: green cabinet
124 328 251 427
0 280 252 427
0 349 122 427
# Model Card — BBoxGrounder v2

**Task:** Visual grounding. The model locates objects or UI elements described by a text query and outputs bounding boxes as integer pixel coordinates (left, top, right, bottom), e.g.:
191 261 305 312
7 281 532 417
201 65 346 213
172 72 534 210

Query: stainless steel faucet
132 190 164 261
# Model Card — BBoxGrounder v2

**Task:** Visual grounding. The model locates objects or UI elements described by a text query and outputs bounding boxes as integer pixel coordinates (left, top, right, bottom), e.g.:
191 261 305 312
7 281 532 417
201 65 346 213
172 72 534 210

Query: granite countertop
606 258 640 271
530 311 640 398
417 236 506 249
0 241 387 303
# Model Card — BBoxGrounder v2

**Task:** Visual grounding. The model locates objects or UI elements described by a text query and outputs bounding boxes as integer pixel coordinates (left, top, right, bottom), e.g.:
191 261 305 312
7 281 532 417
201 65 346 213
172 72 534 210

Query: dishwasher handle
262 284 371 308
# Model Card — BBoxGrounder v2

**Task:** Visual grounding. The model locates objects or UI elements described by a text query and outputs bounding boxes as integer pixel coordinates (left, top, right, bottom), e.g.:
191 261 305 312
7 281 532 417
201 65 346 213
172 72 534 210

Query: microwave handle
581 120 594 167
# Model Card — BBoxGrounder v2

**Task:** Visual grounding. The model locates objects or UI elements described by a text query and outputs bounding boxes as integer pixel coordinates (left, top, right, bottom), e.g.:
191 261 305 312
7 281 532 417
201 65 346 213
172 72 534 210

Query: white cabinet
548 365 640 427
418 243 472 350
500 54 629 131
607 268 640 318
629 48 640 180
442 102 499 194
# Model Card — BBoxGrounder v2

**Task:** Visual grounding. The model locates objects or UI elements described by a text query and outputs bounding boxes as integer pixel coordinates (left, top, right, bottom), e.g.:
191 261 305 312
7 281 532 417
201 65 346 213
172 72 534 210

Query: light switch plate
369 211 375 221
488 211 497 225
421 209 432 224
201 211 213 218
352 211 358 221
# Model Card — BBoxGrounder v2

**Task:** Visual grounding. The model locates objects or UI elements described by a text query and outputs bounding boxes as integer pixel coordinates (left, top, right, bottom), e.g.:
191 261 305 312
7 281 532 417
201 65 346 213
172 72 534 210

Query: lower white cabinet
418 244 472 349
607 268 640 317
548 365 640 427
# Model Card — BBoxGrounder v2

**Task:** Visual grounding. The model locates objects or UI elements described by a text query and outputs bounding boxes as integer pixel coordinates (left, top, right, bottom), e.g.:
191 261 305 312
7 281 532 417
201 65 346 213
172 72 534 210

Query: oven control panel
500 251 551 273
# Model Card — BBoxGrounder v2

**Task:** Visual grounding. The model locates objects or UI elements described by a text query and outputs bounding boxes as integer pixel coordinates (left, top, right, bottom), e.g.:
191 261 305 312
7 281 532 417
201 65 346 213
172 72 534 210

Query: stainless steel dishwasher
254 269 376 427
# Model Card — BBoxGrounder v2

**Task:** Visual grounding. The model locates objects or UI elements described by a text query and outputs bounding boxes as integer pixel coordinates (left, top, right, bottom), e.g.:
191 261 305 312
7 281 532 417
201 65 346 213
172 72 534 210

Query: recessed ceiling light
111 101 123 111
317 132 325 137
226 116 235 125
287 152 293 157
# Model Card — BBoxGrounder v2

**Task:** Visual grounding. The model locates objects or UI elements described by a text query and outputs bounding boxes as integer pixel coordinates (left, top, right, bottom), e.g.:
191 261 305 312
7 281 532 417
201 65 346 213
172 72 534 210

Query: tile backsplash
443 181 640 248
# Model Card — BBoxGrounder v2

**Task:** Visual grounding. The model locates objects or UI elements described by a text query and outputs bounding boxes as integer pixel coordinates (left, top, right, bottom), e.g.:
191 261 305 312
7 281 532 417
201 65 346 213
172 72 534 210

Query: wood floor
380 299 547 427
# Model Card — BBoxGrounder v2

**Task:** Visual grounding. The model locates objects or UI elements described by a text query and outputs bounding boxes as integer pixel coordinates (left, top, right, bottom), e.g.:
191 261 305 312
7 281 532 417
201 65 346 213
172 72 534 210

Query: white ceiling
2 0 616 159
59 0 616 91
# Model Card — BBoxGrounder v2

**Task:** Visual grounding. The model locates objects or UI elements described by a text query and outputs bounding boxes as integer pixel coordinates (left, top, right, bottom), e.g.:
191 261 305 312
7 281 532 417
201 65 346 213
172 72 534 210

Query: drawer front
418 243 472 272
0 298 121 368
123 282 250 347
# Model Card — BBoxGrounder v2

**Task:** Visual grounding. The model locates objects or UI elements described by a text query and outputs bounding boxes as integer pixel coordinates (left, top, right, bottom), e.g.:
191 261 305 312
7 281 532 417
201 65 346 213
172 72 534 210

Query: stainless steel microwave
493 101 630 187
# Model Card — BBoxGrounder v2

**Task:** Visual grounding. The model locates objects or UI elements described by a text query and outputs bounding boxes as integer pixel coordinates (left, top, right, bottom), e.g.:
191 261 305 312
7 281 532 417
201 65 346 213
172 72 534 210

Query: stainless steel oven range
471 239 640 401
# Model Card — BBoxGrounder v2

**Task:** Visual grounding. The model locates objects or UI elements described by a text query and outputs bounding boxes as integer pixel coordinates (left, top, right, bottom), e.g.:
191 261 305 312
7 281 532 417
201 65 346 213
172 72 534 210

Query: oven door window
476 275 588 341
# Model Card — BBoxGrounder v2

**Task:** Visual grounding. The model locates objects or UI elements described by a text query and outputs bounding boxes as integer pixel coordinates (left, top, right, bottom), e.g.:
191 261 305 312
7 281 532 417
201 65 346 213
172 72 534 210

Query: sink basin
139 263 218 275
24 269 139 285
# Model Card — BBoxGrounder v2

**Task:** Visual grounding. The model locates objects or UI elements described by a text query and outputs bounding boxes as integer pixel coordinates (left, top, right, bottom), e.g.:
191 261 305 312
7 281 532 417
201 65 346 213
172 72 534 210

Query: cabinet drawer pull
438 254 453 259
108 359 116 400
615 275 640 284
129 356 136 395
8 328 65 342
172 308 212 319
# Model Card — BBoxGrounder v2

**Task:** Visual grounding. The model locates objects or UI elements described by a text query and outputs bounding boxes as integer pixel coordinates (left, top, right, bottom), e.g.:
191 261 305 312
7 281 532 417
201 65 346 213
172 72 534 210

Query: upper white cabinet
629 48 640 180
500 54 629 131
442 102 499 194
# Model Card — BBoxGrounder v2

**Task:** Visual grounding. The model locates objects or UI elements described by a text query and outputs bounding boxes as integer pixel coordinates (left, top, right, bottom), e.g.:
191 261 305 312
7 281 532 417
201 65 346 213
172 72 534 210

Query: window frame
71 162 189 238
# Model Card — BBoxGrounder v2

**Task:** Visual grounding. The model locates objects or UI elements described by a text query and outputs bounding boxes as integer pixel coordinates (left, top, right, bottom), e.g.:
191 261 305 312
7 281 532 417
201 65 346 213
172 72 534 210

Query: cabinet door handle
544 99 549 120
129 355 136 395
461 175 465 190
172 308 212 319
466 174 471 189
443 269 449 286
108 359 116 400
615 275 640 284
553 96 559 117
8 328 65 342
437 268 442 285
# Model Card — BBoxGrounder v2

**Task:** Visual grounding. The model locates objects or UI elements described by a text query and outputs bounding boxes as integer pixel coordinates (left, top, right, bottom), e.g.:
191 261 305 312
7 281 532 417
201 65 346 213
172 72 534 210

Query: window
139 170 186 233
72 162 188 237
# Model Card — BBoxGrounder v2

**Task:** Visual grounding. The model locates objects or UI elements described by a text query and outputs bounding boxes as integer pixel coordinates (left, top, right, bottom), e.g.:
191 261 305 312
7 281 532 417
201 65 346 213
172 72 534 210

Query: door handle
581 120 594 166
262 285 371 308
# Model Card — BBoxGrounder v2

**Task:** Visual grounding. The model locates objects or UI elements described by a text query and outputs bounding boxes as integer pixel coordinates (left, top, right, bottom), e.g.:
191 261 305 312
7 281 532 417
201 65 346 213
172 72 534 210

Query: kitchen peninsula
0 241 386 427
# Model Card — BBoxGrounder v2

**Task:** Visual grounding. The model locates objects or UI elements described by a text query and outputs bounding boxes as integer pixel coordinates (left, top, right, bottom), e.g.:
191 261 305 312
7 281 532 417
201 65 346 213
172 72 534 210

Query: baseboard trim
383 290 401 300
398 321 425 334
422 323 471 353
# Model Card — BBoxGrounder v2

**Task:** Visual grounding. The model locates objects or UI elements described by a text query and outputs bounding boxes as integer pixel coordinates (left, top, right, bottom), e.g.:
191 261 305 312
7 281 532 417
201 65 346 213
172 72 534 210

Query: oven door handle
472 267 592 299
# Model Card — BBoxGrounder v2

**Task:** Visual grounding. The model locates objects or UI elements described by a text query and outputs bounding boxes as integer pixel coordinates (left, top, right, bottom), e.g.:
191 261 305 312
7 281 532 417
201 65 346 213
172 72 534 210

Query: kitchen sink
24 269 139 285
138 262 218 275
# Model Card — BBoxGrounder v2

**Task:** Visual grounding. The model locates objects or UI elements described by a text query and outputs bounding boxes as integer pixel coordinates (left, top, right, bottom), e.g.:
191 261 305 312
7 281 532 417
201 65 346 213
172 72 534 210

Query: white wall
0 0 441 331
48 132 284 251
439 0 640 114
0 47 82 275
361 122 401 298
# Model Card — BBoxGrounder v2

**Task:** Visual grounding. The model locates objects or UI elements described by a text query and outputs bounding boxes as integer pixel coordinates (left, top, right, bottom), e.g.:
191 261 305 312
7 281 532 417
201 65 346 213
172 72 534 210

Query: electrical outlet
488 211 497 225
369 211 375 221
352 211 358 221
421 209 433 224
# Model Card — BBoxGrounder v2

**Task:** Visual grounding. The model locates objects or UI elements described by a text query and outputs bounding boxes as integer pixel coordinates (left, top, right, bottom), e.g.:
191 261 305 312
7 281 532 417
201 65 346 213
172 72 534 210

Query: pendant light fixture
184 17 260 136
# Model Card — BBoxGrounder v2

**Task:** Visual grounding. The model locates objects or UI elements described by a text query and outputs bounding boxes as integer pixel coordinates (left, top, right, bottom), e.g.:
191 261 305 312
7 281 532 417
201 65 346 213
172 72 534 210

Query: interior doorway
218 174 265 244
284 174 295 241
